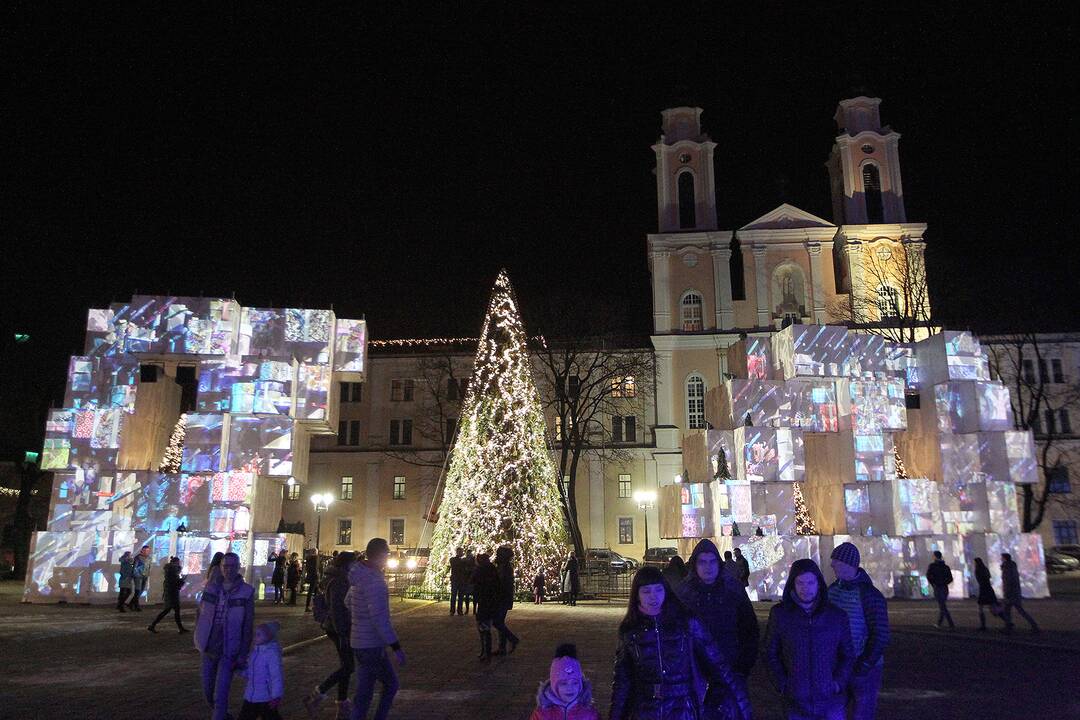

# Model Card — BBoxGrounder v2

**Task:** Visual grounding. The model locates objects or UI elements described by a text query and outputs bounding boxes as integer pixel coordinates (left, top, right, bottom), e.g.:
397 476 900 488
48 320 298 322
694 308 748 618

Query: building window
389 419 413 446
686 374 706 429
348 420 361 446
1030 413 1042 434
619 474 632 498
567 375 581 397
678 170 696 229
611 376 636 398
681 292 703 332
447 378 459 401
561 475 571 499
1038 359 1049 384
176 365 198 412
1023 360 1036 385
611 416 636 443
390 518 405 546
340 476 353 500
555 416 573 441
612 416 623 443
286 483 300 500
862 163 883 223
1047 466 1071 494
445 417 457 444
393 476 406 500
1060 409 1073 435
391 379 415 402
730 236 746 301
618 517 634 544
339 382 362 403
1051 358 1065 384
1044 410 1057 435
337 519 352 546
876 284 901 319
1053 520 1079 546
338 421 347 444
905 392 921 410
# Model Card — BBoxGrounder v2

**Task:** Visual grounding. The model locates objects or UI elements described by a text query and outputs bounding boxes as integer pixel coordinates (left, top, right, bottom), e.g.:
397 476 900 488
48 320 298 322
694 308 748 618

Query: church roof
740 203 836 231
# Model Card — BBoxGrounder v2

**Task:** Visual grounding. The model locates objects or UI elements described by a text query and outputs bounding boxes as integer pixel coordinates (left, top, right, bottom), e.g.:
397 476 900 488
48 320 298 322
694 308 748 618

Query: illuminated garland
892 444 909 480
159 414 187 474
793 482 818 535
369 335 545 349
424 271 567 593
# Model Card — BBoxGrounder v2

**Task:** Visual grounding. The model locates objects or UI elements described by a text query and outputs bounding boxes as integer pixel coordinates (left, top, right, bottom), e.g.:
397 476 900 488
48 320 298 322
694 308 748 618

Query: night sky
3 6 1074 451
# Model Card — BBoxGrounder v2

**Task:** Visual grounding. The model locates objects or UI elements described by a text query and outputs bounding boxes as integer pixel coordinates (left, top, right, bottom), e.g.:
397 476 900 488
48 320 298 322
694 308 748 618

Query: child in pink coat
530 644 601 720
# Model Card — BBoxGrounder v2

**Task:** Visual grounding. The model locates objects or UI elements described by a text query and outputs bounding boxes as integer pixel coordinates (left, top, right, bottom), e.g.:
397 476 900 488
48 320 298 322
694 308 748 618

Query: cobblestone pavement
2 582 1079 719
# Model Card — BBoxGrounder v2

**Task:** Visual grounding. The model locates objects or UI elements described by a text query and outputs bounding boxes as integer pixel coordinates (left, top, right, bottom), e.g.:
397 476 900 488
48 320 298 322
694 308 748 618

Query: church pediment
740 203 835 231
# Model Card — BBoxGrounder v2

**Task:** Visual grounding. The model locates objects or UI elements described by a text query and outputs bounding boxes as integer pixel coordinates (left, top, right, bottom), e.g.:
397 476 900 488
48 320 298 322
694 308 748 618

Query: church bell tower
652 107 718 233
827 96 906 225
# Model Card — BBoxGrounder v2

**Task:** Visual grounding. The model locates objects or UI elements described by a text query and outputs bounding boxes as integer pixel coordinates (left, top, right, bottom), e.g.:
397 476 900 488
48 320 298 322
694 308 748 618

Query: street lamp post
310 492 332 553
633 489 657 557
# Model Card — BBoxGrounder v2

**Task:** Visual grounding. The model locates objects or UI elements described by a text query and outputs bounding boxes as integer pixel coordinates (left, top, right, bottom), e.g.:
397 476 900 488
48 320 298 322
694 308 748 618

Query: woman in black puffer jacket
611 566 752 720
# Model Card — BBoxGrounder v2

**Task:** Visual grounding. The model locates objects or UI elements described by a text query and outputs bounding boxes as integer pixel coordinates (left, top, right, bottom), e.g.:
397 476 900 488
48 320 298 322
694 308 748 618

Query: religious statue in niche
772 264 808 327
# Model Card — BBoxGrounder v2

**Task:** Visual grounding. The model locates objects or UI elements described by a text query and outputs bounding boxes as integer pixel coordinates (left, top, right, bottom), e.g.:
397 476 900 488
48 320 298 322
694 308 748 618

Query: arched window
686 373 706 429
876 284 901 319
862 163 883 223
678 171 697 229
681 291 703 332
771 263 808 326
730 235 746 300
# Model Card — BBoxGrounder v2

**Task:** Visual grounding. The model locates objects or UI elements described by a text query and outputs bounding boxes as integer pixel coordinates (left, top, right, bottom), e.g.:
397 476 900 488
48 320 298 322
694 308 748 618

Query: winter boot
477 626 492 662
302 686 327 718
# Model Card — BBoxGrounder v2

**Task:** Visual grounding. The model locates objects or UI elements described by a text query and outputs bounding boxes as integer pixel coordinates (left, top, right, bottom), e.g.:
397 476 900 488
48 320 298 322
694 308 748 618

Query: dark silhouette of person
149 556 187 633
925 550 955 629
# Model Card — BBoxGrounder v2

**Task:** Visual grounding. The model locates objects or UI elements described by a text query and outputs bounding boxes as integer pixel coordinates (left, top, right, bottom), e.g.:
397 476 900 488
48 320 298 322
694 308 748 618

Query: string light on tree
792 482 818 535
892 444 909 480
160 414 187 474
424 270 567 594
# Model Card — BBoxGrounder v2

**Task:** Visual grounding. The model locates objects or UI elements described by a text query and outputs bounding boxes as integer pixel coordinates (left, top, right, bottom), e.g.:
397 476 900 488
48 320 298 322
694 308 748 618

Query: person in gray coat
1000 553 1039 633
116 551 134 612
347 538 406 720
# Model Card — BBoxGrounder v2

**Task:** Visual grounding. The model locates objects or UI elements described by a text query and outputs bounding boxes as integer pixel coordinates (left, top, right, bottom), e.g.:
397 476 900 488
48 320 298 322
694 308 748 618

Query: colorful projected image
727 380 787 428
295 363 331 420
181 414 225 473
238 308 286 356
334 319 367 373
786 379 839 432
976 382 1013 431
227 415 293 476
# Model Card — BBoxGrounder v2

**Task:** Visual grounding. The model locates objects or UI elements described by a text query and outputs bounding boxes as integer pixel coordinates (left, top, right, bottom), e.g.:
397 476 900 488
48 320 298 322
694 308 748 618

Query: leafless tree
987 334 1080 532
828 241 936 343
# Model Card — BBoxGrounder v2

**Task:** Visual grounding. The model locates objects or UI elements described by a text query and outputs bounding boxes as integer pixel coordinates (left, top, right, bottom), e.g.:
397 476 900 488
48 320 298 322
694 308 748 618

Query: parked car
584 548 637 574
1051 544 1080 563
1045 550 1080 574
643 547 680 568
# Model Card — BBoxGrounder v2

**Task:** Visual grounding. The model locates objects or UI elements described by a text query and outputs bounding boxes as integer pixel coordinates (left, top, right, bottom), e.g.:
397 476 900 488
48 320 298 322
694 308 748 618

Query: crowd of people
106 535 1041 720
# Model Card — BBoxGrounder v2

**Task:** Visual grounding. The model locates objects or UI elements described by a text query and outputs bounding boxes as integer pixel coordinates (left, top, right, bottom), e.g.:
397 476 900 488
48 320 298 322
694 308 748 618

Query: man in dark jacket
676 539 760 694
828 542 889 720
766 558 854 720
925 551 955 629
303 549 320 612
733 547 751 589
1001 553 1039 633
449 547 468 615
148 557 187 633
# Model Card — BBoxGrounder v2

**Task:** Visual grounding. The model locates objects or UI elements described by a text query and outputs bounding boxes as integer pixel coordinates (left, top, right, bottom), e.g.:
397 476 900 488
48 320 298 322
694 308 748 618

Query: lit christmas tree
714 447 731 480
892 444 909 479
424 271 567 593
793 482 818 535
159 414 187 474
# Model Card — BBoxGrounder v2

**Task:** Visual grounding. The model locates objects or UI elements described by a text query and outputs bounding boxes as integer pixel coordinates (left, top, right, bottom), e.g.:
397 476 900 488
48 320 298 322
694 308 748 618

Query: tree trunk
566 449 585 558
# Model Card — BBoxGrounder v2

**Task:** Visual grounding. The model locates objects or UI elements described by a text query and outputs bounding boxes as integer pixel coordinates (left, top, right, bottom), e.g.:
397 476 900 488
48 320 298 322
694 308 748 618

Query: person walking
194 551 255 720
676 538 760 710
471 552 500 662
129 545 152 611
304 549 320 612
286 552 301 606
149 556 188 633
270 553 286 604
610 566 752 720
238 621 284 720
1001 553 1039 633
116 551 135 612
449 547 469 615
734 547 751 590
662 555 688 588
533 570 546 605
562 551 580 606
493 545 521 655
722 550 739 580
827 542 890 720
766 559 855 720
925 551 955 630
973 557 1006 631
346 538 406 720
304 552 357 719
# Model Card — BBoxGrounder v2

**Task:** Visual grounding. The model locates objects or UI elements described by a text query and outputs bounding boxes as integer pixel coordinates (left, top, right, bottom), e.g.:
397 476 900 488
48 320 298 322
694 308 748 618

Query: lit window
681 292 703 332
561 475 570 498
611 376 637 398
686 374 706 429
555 416 573 441
393 476 405 500
619 474 632 498
337 519 352 546
876 285 901 319
287 484 300 501
340 476 353 500
390 518 405 546
618 517 634 544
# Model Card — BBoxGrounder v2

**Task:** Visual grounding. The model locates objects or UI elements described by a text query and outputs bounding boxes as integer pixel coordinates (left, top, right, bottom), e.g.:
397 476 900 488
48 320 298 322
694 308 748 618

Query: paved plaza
2 581 1079 719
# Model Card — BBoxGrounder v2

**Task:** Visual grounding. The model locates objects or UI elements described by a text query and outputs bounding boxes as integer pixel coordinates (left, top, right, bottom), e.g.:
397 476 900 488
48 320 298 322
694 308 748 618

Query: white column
753 245 770 327
903 237 929 320
711 244 734 329
364 462 381 542
846 241 866 320
651 250 672 333
806 243 828 324
589 458 606 548
655 349 674 427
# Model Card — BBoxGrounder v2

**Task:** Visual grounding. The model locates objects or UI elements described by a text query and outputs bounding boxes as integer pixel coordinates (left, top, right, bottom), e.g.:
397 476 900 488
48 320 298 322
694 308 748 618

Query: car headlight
406 558 418 570
387 558 399 569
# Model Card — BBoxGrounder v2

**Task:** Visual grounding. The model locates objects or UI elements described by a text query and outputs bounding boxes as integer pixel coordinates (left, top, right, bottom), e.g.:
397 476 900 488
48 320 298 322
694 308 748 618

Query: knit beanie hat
549 654 584 690
830 542 861 568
